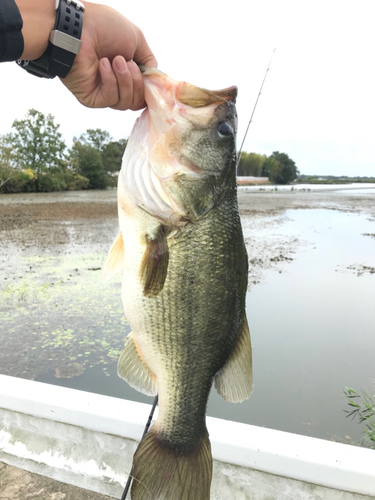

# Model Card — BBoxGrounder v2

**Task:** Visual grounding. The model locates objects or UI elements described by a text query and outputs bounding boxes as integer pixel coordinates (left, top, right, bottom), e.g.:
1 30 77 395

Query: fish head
120 67 238 223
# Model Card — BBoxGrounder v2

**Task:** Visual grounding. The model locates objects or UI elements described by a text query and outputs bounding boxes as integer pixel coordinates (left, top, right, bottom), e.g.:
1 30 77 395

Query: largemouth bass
104 68 253 500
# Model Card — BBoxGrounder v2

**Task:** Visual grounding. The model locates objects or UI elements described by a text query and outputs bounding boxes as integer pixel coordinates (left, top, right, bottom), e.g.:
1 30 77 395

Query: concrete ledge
0 375 374 499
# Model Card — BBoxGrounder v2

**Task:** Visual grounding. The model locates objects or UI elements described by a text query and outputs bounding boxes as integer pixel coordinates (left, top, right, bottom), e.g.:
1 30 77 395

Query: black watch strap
17 0 85 79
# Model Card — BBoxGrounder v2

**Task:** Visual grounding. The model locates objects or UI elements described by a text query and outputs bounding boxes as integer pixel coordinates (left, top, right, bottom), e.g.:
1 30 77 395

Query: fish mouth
139 67 237 111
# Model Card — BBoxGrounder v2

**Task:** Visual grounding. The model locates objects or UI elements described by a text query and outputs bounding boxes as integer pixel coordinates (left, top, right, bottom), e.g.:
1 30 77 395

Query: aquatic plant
344 387 375 449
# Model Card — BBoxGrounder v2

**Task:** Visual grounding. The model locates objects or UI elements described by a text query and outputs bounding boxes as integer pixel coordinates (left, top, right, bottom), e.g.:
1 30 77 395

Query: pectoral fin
118 332 157 396
102 232 124 282
214 315 253 403
140 226 169 298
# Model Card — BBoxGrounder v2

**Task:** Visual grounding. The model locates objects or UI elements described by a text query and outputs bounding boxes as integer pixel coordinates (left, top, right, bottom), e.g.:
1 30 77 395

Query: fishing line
121 395 159 500
236 48 276 175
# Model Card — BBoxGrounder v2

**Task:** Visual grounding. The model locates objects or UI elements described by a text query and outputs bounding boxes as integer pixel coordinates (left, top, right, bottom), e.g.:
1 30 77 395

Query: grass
344 387 375 448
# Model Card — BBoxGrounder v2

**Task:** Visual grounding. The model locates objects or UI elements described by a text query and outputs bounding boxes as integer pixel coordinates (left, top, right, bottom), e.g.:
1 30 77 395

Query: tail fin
131 427 212 500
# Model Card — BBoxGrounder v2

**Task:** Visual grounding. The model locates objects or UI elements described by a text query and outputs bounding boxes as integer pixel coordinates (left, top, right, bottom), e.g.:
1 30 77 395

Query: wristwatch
17 0 85 79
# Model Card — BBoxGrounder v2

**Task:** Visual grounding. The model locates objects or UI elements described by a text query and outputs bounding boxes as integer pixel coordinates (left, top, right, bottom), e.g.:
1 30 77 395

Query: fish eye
217 122 234 138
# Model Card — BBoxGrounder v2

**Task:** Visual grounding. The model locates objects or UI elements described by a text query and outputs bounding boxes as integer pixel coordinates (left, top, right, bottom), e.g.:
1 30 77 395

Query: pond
1 188 374 446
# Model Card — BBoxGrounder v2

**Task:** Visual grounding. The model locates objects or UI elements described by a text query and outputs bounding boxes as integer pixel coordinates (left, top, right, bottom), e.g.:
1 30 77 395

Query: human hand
61 2 157 110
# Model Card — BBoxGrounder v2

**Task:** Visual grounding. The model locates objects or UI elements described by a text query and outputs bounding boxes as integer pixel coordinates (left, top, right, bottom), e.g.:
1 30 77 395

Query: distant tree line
297 174 375 184
237 151 299 185
0 109 127 194
0 108 300 193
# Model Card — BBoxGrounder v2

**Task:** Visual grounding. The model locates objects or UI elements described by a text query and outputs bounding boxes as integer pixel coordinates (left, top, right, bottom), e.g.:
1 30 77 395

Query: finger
110 56 134 111
97 57 120 108
126 60 146 111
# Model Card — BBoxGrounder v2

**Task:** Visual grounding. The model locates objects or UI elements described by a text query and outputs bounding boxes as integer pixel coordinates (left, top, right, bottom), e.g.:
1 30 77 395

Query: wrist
16 0 86 79
16 0 56 60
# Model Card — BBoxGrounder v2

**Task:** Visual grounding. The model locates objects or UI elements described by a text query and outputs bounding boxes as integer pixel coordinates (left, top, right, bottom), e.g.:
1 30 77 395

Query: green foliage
102 138 127 173
70 141 107 189
261 155 280 178
297 174 375 184
37 170 67 192
71 130 127 189
10 109 67 192
64 171 90 190
237 150 299 185
77 130 127 174
76 128 112 152
0 133 16 169
344 387 375 448
0 133 18 191
238 152 266 177
0 168 34 194
267 151 299 184
0 112 128 193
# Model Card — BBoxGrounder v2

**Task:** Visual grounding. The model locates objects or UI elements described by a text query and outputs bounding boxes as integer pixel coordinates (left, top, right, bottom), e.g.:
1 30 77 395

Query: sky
1 0 374 177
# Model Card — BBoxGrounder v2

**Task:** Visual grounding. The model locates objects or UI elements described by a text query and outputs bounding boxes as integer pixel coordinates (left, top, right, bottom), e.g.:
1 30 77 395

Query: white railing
0 374 374 499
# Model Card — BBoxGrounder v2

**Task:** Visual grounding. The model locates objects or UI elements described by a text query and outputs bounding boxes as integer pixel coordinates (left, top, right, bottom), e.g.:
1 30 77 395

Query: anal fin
118 333 157 396
214 314 253 403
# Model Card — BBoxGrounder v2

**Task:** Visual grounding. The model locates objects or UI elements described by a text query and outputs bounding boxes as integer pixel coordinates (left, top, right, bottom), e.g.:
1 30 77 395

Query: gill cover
120 68 238 224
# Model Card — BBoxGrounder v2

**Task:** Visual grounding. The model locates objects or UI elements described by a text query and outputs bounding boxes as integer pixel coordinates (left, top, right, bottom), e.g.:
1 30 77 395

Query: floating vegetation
346 264 375 276
0 251 129 380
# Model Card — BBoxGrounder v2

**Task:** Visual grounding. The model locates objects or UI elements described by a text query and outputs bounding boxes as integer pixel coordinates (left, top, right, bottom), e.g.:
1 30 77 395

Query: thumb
133 29 158 68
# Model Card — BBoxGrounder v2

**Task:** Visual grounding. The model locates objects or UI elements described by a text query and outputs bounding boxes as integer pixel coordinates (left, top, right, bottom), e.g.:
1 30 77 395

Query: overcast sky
1 0 374 176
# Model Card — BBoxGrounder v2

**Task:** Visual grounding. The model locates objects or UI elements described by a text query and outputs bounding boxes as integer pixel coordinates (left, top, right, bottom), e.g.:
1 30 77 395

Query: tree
101 138 127 174
0 134 17 190
266 151 299 184
261 155 279 178
77 128 112 152
10 109 66 191
70 141 107 189
237 152 266 177
72 130 127 187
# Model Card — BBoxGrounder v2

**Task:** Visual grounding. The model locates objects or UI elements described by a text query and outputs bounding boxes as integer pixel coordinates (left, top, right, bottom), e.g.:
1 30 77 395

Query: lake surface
1 188 374 446
40 206 375 444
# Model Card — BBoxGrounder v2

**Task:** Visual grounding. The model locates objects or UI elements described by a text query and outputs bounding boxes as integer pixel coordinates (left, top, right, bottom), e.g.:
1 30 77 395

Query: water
236 209 375 442
35 207 375 444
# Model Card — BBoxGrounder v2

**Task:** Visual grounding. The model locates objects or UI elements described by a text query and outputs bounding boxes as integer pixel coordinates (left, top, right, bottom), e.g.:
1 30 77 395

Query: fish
104 67 253 500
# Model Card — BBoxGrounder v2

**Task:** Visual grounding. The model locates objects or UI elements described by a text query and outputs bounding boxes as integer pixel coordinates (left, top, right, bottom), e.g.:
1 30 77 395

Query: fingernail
114 57 127 74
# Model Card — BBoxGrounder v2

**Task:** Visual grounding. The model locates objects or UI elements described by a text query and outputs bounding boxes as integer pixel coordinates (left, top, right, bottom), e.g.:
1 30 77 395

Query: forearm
15 0 59 60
